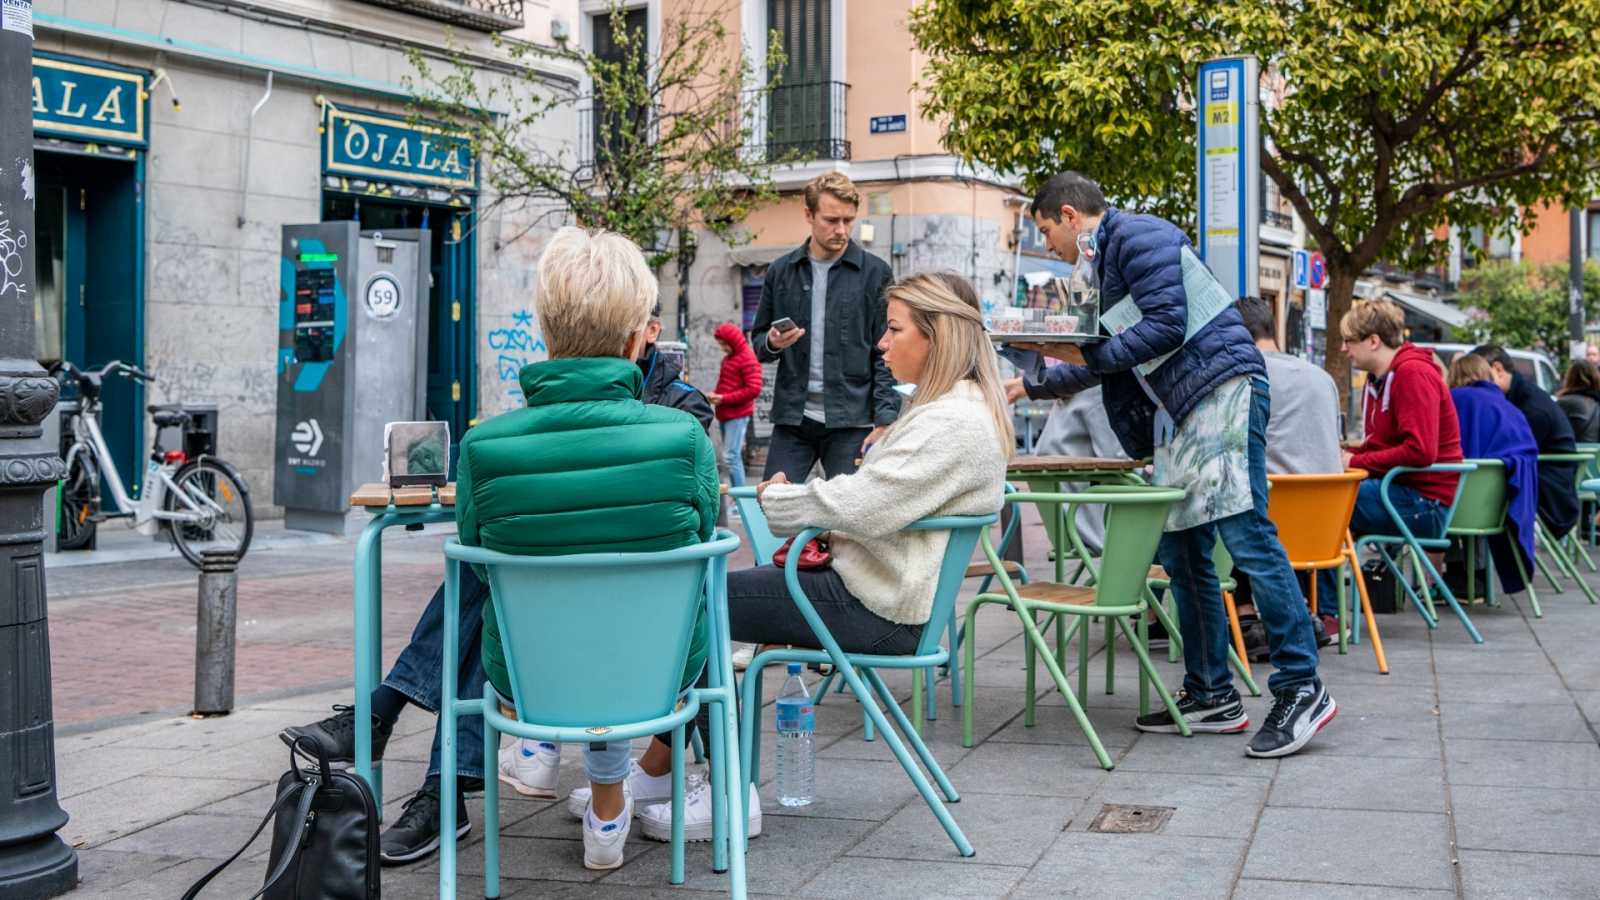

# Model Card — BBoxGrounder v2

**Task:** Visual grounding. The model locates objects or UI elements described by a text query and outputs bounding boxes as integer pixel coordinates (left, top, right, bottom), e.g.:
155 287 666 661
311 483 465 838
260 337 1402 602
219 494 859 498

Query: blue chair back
447 532 740 728
907 514 997 657
728 486 784 565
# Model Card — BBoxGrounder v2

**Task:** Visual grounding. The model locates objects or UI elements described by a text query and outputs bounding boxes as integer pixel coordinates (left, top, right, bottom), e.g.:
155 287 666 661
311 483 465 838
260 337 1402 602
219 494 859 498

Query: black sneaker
381 781 471 866
280 704 392 764
1135 689 1249 734
1246 682 1337 758
1145 618 1171 651
1242 618 1270 663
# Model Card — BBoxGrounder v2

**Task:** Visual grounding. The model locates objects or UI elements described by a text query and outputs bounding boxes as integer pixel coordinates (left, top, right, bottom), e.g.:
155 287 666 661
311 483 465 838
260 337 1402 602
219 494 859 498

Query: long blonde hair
885 272 1015 458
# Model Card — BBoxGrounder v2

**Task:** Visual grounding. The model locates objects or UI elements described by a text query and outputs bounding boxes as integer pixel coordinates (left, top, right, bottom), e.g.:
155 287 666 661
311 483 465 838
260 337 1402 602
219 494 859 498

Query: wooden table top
1008 455 1141 474
350 483 456 509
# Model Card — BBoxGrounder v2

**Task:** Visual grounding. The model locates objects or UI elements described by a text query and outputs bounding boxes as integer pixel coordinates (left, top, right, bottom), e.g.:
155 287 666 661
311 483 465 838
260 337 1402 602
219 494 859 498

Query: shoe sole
584 853 626 871
1135 716 1250 735
498 771 557 799
640 815 762 843
380 822 470 866
1244 698 1338 759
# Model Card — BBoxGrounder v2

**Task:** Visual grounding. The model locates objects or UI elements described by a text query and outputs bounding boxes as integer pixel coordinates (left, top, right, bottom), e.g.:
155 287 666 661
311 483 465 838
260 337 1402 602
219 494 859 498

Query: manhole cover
1087 803 1175 834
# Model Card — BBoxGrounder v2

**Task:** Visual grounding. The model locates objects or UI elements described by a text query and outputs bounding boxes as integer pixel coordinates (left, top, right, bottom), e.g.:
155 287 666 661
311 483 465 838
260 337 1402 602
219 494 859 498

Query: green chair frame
438 531 747 899
738 513 997 858
1353 463 1480 643
1532 452 1599 604
1444 458 1541 618
963 487 1190 770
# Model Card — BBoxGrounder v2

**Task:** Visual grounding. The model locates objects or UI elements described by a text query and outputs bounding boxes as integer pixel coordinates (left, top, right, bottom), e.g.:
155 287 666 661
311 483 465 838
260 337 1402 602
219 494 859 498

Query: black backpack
183 737 381 899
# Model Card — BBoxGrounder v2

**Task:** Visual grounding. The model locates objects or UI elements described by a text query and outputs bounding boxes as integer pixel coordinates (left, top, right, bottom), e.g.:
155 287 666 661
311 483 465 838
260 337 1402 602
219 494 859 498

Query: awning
1380 288 1471 329
728 245 795 267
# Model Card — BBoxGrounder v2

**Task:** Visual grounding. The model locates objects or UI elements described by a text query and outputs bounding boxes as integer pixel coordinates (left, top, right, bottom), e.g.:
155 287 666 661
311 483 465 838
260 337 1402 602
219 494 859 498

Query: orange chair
1265 470 1388 674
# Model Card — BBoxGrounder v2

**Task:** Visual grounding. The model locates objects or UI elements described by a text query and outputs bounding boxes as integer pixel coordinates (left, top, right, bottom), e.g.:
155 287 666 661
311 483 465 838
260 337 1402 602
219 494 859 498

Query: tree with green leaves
408 0 781 269
1457 260 1600 350
910 0 1600 397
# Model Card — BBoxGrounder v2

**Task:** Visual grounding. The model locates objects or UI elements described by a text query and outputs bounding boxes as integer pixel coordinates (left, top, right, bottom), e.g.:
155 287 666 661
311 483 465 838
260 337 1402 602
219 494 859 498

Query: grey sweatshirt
1261 350 1343 475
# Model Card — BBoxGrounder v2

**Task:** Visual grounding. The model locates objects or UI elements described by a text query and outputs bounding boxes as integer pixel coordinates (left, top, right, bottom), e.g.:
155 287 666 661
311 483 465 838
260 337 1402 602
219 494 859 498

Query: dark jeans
763 420 872 482
727 565 923 654
382 566 490 781
1156 377 1321 699
1316 479 1447 617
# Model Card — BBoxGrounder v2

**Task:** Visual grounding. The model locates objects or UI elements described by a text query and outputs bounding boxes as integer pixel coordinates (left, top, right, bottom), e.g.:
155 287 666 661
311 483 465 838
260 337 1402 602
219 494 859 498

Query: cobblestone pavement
45 515 1600 898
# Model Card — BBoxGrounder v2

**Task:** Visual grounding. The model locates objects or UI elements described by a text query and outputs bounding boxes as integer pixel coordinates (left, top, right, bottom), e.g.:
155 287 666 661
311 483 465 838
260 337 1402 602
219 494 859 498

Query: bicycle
53 360 255 568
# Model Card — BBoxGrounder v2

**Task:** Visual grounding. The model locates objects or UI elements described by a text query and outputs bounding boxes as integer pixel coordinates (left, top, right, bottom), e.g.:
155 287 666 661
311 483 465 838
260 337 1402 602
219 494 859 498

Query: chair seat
965 559 1023 579
1015 581 1099 606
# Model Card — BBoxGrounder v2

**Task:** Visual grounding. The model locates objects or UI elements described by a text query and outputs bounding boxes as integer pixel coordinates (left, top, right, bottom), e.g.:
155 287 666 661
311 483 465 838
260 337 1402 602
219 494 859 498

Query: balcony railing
746 81 850 163
357 0 523 32
1262 207 1294 230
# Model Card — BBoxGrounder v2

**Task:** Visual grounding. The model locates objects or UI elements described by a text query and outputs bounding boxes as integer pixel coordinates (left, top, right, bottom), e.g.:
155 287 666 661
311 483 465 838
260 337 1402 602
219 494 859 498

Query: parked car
1417 343 1561 393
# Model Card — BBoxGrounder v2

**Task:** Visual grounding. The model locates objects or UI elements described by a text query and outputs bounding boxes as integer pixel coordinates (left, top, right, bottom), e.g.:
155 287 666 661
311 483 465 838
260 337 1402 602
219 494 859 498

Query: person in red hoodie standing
1316 300 1464 630
709 322 764 486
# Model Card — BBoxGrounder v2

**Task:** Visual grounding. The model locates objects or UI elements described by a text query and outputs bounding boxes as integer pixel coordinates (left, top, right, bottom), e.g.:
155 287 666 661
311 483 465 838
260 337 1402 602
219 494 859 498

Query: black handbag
1361 557 1400 615
183 737 381 899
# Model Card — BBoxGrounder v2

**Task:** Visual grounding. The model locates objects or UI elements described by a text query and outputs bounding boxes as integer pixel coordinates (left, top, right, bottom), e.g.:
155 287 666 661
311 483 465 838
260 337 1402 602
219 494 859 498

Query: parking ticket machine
275 222 430 534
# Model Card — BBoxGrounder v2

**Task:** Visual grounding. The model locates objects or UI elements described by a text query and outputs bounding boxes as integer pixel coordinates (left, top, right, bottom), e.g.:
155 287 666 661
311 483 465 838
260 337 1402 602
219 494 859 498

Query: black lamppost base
0 834 78 898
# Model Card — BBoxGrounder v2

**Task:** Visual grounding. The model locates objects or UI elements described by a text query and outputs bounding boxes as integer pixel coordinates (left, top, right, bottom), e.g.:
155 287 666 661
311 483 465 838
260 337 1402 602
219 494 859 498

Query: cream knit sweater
760 380 1008 625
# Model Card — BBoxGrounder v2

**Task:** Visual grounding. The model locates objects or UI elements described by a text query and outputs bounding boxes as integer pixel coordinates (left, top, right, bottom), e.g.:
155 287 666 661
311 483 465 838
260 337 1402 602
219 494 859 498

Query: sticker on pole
363 274 402 320
2 0 33 36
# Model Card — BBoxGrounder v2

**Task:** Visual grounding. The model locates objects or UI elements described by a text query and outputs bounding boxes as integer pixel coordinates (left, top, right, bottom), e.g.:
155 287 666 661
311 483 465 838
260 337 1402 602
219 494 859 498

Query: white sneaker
582 794 633 871
565 760 676 819
497 739 560 799
731 644 756 672
639 780 763 843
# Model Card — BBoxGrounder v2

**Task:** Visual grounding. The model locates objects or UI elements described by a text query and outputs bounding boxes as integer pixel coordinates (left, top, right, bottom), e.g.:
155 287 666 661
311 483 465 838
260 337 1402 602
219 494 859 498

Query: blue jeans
721 416 750 487
383 567 490 781
1156 377 1321 699
1316 479 1446 617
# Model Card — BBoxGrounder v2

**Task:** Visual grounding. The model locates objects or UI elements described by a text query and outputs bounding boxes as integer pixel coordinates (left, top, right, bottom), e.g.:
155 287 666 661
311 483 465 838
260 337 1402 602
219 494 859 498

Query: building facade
28 0 581 514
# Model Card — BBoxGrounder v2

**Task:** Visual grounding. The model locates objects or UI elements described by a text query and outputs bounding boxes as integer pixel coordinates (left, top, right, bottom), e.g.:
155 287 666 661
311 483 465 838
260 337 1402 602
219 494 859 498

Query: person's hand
1012 342 1086 365
861 426 887 455
756 471 789 501
1005 377 1028 403
1341 449 1355 469
707 393 723 405
767 326 805 350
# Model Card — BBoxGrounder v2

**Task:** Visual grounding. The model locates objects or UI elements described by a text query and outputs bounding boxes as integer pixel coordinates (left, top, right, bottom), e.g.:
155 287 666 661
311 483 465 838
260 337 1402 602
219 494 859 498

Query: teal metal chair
1533 452 1599 604
438 531 747 899
728 486 783 566
738 513 997 858
1353 463 1480 643
1443 459 1540 618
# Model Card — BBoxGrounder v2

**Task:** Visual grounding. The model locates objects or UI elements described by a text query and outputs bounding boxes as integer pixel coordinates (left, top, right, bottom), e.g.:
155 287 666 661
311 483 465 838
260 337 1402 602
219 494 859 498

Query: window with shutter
765 0 846 161
590 7 651 170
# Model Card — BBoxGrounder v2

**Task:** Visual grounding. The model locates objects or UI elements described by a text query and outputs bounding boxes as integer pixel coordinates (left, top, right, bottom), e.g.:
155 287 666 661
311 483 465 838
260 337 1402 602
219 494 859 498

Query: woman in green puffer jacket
454 226 719 870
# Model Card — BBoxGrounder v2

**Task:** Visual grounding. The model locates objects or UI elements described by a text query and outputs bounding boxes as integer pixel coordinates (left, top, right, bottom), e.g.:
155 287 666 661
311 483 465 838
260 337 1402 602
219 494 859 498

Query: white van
1416 343 1562 394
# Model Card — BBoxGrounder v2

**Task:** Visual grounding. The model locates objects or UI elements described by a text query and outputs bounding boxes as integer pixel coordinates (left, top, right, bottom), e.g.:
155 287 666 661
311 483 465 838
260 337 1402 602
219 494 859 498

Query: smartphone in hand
771 317 798 333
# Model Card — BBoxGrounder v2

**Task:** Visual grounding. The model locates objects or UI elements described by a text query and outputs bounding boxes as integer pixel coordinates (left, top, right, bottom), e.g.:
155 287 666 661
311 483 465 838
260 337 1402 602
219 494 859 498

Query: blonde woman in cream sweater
742 271 1013 655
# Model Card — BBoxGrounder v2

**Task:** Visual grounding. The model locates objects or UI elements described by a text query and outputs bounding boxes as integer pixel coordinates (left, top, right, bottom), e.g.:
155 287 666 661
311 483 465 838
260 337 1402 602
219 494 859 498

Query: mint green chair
438 531 746 899
739 513 997 857
964 487 1189 770
1533 452 1599 604
1446 459 1540 618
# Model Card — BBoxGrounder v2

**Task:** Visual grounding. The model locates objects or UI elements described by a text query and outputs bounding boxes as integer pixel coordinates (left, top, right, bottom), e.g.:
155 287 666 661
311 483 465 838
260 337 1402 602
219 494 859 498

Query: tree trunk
1322 264 1359 435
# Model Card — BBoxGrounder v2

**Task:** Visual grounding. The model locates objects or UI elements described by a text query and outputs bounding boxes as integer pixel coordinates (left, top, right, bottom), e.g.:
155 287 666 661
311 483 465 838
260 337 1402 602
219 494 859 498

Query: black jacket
1508 372 1580 537
751 239 899 429
640 345 714 435
1557 389 1600 443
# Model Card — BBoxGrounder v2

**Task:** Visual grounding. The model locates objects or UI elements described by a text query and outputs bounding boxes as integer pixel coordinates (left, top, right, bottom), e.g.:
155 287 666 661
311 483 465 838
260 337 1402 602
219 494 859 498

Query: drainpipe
237 71 273 228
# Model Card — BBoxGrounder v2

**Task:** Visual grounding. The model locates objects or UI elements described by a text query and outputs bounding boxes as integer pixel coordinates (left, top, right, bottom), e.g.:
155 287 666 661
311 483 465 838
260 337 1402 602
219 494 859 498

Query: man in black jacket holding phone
751 173 900 481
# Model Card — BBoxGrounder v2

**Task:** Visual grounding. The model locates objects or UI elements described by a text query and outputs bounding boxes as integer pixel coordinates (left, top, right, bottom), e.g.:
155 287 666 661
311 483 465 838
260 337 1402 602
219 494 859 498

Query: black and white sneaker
1135 689 1249 734
280 704 392 764
1246 682 1336 758
380 782 470 866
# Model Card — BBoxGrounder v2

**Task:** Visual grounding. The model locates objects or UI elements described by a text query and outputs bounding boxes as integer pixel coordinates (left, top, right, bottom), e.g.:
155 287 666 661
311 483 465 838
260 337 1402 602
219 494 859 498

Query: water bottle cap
787 663 802 674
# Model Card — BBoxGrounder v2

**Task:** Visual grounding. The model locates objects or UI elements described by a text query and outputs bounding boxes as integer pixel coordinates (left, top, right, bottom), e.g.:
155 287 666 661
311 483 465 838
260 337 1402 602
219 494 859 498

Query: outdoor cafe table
1006 455 1145 580
348 482 457 808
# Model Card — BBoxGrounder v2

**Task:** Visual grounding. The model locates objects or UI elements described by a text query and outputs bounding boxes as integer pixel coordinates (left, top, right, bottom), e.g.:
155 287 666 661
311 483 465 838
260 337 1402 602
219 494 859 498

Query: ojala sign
31 54 148 147
323 106 476 191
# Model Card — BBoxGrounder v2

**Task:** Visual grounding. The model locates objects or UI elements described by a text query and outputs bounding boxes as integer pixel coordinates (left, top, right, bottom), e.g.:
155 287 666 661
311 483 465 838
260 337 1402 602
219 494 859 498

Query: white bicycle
53 360 254 567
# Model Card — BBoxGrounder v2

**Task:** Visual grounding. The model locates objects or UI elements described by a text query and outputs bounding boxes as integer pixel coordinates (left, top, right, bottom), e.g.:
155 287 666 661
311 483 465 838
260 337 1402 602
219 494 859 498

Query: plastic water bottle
775 663 815 807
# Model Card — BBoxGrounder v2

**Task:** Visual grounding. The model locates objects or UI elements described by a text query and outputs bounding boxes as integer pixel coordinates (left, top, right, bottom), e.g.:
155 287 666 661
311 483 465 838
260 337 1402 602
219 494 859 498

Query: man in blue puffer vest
1010 172 1334 758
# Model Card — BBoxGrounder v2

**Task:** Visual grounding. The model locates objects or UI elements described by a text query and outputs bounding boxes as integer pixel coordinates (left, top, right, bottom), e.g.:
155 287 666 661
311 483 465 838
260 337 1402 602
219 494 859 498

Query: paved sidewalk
54 555 1600 898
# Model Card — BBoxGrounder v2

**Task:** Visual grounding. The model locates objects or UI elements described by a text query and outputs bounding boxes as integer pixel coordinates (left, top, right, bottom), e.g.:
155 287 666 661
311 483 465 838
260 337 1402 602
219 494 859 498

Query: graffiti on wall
487 309 546 403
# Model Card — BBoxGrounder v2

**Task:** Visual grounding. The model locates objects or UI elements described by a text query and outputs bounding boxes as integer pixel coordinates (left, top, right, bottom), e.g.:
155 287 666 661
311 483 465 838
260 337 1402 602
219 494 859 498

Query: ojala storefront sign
31 53 148 147
323 106 476 191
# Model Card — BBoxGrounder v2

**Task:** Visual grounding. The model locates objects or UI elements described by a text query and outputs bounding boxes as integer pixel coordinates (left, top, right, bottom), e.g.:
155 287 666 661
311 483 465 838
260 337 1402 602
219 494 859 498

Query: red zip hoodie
712 322 763 422
1349 343 1463 504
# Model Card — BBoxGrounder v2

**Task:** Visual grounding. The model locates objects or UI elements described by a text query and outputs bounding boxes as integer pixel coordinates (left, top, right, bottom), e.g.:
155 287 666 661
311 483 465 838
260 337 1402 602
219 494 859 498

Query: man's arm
1025 361 1102 400
867 266 900 426
668 383 716 434
751 271 780 363
1083 236 1187 374
1349 369 1441 473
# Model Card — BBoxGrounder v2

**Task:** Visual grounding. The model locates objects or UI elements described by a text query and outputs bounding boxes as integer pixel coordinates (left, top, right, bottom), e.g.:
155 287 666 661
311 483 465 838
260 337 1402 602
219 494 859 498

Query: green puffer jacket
456 356 721 701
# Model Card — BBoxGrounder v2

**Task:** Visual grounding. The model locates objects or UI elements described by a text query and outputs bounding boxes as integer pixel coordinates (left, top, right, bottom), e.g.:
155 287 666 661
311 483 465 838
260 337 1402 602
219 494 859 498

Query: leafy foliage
408 0 781 267
1457 260 1600 350
910 0 1600 386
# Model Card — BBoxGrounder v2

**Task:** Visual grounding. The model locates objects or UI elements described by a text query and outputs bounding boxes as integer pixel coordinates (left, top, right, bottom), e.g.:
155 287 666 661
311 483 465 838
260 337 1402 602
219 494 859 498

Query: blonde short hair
803 172 860 211
536 226 657 359
1448 352 1493 388
1339 299 1406 349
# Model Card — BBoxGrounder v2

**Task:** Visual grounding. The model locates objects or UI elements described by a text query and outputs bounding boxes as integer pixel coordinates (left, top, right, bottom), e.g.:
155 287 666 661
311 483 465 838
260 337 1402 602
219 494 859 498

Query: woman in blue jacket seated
1447 353 1539 595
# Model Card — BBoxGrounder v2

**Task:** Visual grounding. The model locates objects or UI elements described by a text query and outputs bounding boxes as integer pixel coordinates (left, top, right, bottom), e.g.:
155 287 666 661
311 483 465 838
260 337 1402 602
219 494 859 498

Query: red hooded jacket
712 322 763 422
1349 343 1463 504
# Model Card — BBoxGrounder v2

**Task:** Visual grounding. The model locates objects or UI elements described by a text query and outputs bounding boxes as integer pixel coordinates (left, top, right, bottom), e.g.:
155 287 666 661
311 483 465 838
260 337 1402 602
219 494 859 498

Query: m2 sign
323 106 476 191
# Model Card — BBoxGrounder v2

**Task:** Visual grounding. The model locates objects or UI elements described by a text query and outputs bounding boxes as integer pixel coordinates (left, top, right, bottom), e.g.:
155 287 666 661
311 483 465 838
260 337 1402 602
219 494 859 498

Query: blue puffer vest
1033 208 1265 459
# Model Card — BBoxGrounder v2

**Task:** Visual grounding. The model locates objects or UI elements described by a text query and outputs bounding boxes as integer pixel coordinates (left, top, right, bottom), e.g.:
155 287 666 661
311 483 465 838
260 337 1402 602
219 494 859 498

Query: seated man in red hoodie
1316 300 1464 629
708 322 764 486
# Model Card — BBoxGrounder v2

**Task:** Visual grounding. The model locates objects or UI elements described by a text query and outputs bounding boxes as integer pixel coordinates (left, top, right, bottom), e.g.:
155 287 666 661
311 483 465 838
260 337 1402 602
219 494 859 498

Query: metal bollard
194 549 240 715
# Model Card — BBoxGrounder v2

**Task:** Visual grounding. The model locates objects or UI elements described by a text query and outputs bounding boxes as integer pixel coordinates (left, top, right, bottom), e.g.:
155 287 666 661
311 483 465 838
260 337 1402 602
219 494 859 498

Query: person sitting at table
1446 353 1540 595
1471 344 1581 542
1555 360 1600 444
